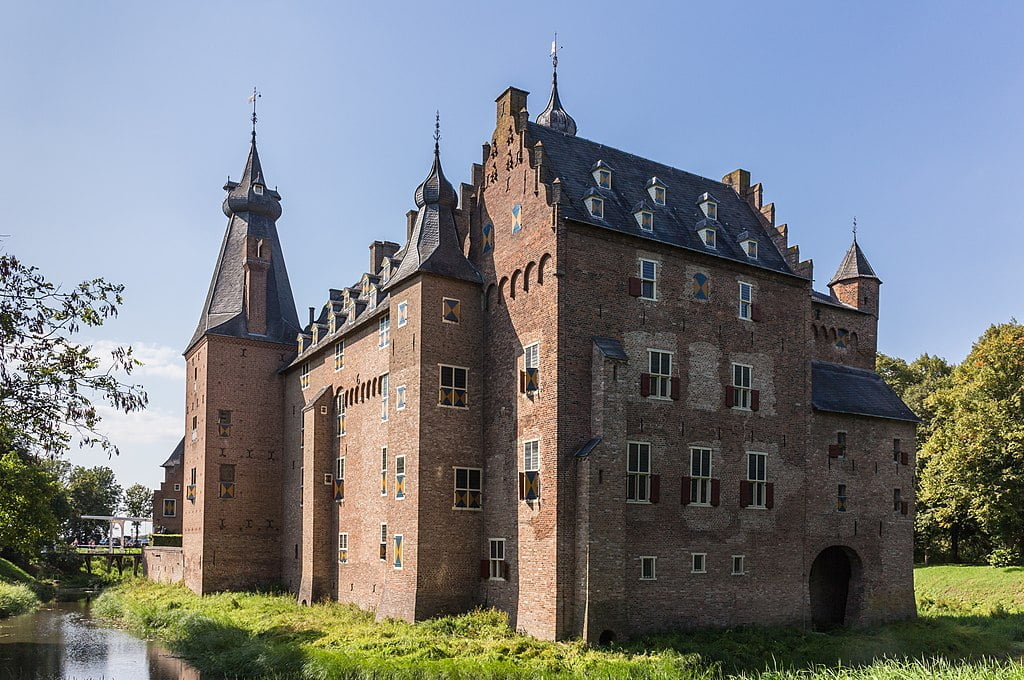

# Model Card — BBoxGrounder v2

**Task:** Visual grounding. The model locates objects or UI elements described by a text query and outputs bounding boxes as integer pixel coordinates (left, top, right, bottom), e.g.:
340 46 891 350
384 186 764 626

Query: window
743 239 758 259
640 556 657 580
639 259 657 300
524 343 540 370
300 361 310 390
217 410 231 437
379 523 387 561
520 440 541 501
253 183 264 196
587 196 605 219
442 298 461 323
334 341 344 371
454 467 482 509
837 484 848 512
380 373 389 421
637 210 653 232
398 301 408 327
336 393 346 437
691 553 707 573
173 483 181 492
335 457 345 502
299 465 303 507
747 452 767 508
489 539 506 580
648 180 666 205
732 555 745 575
439 365 468 408
393 534 403 569
523 440 540 472
690 447 712 505
732 363 752 409
378 315 390 348
395 455 406 500
338 533 348 564
396 385 407 411
738 282 753 320
380 447 388 496
837 432 847 446
648 350 672 399
700 228 716 249
893 438 902 463
893 488 902 512
162 499 176 517
523 342 540 393
597 168 612 189
218 464 235 499
191 415 197 439
627 442 651 503
698 193 718 220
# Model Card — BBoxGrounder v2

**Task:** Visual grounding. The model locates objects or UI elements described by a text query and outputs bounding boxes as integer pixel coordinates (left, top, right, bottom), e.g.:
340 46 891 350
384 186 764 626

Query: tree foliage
876 352 953 447
123 483 153 540
66 465 123 541
0 254 147 454
0 430 63 554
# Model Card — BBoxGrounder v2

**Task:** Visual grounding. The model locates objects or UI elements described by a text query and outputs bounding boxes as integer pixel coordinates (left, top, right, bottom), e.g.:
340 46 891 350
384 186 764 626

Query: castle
151 56 919 641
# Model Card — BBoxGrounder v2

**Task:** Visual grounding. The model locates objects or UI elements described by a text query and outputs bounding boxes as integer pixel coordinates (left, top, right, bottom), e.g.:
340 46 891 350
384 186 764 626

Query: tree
0 254 147 455
919 322 1024 562
0 429 64 554
123 483 152 541
876 352 954 447
66 466 123 542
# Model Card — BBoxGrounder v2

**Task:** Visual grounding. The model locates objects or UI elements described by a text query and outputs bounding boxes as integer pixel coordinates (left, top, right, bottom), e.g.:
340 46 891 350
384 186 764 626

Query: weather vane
248 87 261 141
852 216 858 240
434 110 441 153
550 32 562 72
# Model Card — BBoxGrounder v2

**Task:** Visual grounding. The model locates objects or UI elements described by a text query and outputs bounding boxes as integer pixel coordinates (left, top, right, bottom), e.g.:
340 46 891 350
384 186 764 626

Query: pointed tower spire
536 33 577 136
829 236 880 286
389 115 480 287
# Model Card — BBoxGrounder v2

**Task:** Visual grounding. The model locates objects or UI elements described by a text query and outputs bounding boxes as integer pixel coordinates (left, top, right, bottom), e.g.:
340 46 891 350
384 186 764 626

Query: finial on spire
248 87 261 142
434 110 441 155
852 216 858 241
550 32 560 75
537 33 577 136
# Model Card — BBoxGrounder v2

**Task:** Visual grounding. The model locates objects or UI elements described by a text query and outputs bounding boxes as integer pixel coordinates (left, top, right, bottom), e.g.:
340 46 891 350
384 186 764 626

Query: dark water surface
0 601 198 679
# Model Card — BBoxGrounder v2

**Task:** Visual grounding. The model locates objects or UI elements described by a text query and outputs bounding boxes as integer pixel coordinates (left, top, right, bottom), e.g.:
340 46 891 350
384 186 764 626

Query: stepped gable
187 137 301 352
528 122 799 277
812 360 919 422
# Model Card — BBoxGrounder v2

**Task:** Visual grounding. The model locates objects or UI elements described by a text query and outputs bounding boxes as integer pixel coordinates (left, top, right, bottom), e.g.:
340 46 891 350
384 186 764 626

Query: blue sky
2 1 1021 490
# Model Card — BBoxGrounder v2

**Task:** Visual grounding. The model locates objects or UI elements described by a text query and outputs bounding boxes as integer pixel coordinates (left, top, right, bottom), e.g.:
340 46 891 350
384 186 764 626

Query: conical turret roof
829 238 880 286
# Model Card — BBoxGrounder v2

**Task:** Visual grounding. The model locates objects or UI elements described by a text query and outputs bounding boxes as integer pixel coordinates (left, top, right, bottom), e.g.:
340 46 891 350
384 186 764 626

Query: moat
0 601 198 679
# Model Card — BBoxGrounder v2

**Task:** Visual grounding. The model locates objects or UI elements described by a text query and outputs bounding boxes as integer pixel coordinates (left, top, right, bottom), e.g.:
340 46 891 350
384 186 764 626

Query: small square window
732 555 745 575
442 298 461 323
588 196 604 219
640 556 656 580
691 553 707 573
173 483 181 492
253 184 264 196
398 301 408 327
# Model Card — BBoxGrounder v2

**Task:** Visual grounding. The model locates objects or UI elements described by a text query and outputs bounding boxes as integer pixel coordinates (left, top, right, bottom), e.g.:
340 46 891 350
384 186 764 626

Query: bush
0 581 39 618
988 547 1020 567
150 534 182 547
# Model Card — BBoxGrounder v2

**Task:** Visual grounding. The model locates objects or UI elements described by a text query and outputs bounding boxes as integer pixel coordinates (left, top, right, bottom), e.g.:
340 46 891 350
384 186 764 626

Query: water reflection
0 601 198 679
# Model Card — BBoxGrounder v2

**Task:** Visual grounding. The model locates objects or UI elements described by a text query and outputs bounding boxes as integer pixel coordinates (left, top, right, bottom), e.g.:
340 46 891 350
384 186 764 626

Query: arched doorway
809 546 859 630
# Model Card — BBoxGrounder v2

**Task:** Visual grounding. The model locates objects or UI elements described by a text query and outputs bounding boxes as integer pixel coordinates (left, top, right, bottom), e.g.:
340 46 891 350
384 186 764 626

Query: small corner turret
828 236 881 317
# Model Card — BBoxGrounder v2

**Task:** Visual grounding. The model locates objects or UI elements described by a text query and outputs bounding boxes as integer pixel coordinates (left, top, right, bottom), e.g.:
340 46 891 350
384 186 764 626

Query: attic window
253 183 264 196
743 239 758 259
635 210 654 232
698 193 718 221
587 196 605 219
647 178 666 205
699 227 717 249
592 163 612 189
381 262 390 284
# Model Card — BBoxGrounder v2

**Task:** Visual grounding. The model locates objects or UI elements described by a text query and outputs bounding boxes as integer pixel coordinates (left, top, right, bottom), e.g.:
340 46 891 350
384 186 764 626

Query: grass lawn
93 566 1024 679
0 557 39 618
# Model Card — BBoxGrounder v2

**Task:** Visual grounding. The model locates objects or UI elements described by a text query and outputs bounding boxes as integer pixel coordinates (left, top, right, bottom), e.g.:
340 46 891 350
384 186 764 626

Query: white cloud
90 340 185 381
94 405 182 449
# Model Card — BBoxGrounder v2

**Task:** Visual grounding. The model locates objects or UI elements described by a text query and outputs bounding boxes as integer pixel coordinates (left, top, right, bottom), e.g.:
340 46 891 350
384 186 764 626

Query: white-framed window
395 455 406 500
743 240 758 259
335 457 345 501
162 499 176 517
691 553 707 573
627 441 651 503
338 532 349 564
173 483 181 492
690 447 712 505
300 361 310 390
648 349 672 399
336 393 345 437
732 363 752 409
396 385 407 411
747 452 767 508
738 282 753 320
379 523 387 561
253 183 264 196
380 447 388 496
698 193 718 220
596 168 612 189
439 365 468 408
732 555 745 575
640 556 657 580
378 315 391 348
398 301 408 327
380 373 389 421
639 259 657 300
636 210 654 232
523 439 540 472
453 467 482 509
442 297 461 324
489 538 506 580
524 342 540 393
587 196 604 219
649 182 666 205
700 227 716 249
334 341 344 371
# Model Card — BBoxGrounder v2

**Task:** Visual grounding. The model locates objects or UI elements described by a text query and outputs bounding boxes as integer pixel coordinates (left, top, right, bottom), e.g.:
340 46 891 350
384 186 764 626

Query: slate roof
161 436 184 468
811 289 866 313
829 239 880 286
527 122 801 278
187 139 301 352
574 436 603 458
536 71 577 136
811 361 919 423
593 336 628 360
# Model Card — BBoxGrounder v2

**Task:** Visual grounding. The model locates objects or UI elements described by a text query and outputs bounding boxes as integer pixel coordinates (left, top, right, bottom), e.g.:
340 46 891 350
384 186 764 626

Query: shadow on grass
164 617 321 678
624 611 1024 675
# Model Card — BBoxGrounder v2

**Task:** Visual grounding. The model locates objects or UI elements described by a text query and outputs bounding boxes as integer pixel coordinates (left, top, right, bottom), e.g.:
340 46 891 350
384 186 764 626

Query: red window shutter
828 444 842 459
480 559 490 579
680 476 691 505
740 480 752 508
670 377 680 401
725 385 736 408
900 451 909 466
711 479 721 507
519 371 526 394
501 561 510 580
649 475 661 504
765 482 775 509
751 303 763 322
751 390 760 412
628 277 642 297
640 373 651 397
518 472 526 500
900 501 909 515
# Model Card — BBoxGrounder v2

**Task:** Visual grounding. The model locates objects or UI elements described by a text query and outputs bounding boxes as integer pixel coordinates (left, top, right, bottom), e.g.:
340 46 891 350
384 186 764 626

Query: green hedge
150 534 182 547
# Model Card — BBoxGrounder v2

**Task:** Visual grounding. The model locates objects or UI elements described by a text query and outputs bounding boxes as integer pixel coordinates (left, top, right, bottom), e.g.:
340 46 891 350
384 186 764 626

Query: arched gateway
809 546 862 630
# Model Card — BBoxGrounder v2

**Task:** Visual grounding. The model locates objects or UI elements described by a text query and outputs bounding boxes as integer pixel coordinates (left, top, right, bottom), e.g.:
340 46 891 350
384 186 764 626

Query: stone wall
143 547 184 584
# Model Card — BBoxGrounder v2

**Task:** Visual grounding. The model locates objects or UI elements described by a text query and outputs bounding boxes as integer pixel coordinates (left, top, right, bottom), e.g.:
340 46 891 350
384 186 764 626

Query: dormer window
647 178 666 206
742 239 758 259
586 195 605 219
297 334 306 354
591 161 613 189
699 227 717 249
635 209 654 232
381 262 391 284
698 192 718 221
253 183 264 196
328 314 336 334
312 325 319 344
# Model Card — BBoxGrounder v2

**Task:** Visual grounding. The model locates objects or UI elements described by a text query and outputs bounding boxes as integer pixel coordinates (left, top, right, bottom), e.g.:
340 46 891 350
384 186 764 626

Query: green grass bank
93 566 1024 679
0 556 40 618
